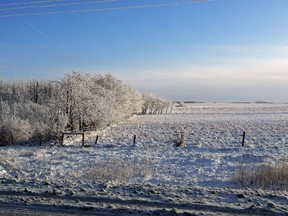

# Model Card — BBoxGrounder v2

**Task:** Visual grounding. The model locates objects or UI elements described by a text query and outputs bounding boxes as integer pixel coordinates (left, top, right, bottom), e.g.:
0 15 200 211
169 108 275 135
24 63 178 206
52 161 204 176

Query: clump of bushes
173 127 186 147
0 116 31 146
234 160 288 189
0 101 67 146
0 72 170 146
0 72 148 146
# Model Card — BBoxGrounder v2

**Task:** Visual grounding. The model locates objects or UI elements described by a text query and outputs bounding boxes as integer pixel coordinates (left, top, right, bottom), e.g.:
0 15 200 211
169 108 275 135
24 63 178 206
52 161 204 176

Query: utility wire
0 0 211 17
0 0 68 6
0 0 117 11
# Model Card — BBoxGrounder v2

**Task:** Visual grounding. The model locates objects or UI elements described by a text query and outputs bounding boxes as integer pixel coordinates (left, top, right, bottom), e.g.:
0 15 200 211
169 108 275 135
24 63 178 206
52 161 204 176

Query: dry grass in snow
235 160 288 189
83 157 151 182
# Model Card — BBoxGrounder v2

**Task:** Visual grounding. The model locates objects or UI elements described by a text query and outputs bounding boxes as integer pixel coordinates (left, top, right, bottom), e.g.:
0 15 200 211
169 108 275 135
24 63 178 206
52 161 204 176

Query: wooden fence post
242 131 246 147
82 133 85 147
133 135 136 145
61 132 87 147
61 133 65 146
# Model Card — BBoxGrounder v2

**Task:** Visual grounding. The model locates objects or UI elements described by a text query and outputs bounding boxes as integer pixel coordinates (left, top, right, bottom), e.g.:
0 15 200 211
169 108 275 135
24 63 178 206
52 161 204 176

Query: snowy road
0 204 97 216
0 182 287 215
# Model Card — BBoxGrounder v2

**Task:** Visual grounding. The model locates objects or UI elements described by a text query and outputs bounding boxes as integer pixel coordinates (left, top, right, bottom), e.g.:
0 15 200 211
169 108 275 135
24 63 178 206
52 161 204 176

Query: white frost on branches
0 71 169 146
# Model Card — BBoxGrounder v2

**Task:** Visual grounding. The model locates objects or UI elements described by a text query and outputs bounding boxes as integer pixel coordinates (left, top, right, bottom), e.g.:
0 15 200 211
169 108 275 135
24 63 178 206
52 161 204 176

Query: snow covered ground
0 103 288 215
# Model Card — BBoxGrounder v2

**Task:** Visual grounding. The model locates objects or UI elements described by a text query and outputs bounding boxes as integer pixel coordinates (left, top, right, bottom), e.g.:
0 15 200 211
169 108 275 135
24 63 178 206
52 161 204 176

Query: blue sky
1 0 288 102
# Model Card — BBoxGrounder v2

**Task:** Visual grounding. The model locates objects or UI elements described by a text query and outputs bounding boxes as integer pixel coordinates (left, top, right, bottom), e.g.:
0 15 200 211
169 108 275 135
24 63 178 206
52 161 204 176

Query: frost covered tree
0 71 168 146
141 93 171 115
57 72 142 131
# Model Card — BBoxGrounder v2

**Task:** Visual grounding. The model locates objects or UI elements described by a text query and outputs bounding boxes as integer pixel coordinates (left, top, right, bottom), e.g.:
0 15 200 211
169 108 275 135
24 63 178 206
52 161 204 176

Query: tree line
0 71 172 146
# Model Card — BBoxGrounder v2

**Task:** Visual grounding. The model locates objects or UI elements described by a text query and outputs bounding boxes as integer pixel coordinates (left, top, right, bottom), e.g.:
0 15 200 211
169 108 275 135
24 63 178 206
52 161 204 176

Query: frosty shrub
19 102 68 143
235 161 288 189
0 115 31 146
0 101 68 145
30 108 68 144
173 127 186 147
84 158 151 182
0 126 13 146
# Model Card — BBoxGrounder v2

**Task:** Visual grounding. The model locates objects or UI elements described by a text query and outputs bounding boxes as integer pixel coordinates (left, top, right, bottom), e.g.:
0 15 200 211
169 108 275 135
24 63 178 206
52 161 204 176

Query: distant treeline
0 71 171 146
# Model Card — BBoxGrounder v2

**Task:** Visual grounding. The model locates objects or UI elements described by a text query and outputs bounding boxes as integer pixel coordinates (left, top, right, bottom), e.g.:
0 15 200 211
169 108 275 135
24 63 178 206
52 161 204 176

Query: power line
0 0 117 11
0 0 68 6
0 0 211 18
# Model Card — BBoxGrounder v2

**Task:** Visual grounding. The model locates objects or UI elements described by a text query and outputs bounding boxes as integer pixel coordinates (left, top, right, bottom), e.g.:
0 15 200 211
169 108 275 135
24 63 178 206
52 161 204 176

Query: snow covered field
0 103 288 215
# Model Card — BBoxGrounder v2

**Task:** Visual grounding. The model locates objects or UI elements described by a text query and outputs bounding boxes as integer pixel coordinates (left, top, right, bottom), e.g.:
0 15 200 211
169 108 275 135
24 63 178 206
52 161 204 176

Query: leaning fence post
133 135 136 145
82 133 85 147
61 133 65 146
95 135 99 145
242 131 246 147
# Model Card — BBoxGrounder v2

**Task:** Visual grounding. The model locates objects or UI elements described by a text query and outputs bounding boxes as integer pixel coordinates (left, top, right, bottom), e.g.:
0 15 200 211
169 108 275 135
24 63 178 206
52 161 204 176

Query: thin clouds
125 58 288 86
119 46 288 101
207 45 288 53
